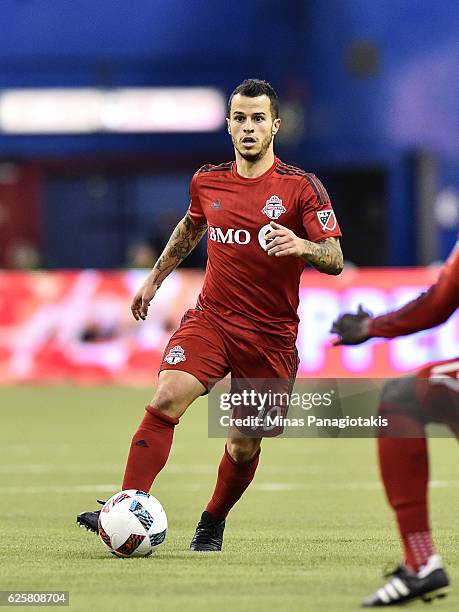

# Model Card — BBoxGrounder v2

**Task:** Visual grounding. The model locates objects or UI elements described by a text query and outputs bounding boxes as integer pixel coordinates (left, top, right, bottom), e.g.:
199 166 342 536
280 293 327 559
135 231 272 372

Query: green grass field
0 386 457 611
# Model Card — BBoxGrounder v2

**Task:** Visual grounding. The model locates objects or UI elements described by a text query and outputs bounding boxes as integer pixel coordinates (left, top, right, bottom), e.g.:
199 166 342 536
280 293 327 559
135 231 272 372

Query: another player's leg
77 370 205 533
190 436 261 551
361 375 453 607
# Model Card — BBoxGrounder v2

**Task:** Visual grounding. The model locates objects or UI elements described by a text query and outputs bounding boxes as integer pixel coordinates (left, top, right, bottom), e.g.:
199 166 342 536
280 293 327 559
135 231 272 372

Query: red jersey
369 240 459 338
187 157 342 350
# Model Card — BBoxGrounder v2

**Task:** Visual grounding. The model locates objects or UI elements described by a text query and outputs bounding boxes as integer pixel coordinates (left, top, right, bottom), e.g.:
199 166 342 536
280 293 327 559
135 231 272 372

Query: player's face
227 94 281 162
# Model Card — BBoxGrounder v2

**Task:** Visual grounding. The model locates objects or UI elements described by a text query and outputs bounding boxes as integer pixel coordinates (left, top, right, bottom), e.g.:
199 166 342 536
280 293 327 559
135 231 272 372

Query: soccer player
331 240 458 606
77 79 343 551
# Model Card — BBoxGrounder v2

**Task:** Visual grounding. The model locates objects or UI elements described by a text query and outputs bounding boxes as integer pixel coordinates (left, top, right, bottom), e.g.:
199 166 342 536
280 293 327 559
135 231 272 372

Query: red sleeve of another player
300 175 342 242
187 173 207 226
369 244 459 338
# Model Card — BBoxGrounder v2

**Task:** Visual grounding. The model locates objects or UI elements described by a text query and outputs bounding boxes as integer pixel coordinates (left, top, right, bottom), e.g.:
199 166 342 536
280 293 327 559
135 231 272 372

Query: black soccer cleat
190 511 226 551
361 554 450 607
76 499 105 534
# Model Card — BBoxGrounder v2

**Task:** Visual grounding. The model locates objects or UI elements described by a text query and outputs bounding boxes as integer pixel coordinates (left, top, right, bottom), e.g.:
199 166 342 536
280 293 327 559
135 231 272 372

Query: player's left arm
265 221 343 275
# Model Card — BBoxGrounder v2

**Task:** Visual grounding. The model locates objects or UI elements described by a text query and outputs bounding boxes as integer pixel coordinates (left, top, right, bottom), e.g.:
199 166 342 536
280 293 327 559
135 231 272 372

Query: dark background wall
0 0 457 267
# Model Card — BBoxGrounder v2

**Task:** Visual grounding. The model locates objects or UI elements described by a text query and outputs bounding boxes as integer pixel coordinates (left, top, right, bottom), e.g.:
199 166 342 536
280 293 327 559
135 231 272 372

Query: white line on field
0 464 215 475
0 484 120 494
256 483 296 491
0 481 456 495
0 464 122 474
0 463 356 475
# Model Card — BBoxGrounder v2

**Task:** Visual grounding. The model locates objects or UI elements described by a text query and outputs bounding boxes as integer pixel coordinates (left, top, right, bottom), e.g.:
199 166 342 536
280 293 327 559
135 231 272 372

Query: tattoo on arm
302 237 343 275
153 213 207 285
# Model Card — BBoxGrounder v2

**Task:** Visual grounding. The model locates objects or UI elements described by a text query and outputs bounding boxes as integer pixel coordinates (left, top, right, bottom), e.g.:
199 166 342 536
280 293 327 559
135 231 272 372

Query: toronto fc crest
262 195 286 220
165 345 186 365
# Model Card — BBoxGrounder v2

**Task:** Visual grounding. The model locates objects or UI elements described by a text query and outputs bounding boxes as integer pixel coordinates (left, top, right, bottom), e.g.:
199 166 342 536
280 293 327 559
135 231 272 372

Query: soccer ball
98 490 167 557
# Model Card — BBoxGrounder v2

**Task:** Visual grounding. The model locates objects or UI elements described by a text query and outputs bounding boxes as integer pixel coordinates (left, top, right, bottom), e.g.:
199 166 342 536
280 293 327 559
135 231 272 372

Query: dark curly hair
228 78 279 119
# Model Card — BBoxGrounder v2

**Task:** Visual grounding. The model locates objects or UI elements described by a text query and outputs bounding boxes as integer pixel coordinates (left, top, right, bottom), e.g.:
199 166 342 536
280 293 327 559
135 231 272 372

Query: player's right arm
131 212 207 321
331 243 459 345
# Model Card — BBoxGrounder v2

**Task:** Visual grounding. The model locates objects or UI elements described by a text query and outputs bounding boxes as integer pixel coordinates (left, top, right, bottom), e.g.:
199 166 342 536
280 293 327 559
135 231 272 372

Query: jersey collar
231 156 279 183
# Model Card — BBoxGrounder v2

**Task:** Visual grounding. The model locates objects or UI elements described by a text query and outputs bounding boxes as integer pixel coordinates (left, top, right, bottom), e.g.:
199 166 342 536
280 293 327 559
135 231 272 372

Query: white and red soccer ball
98 490 167 557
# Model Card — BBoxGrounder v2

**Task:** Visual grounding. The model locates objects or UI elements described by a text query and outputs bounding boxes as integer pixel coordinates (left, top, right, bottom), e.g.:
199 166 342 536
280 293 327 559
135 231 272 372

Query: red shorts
160 307 299 388
160 308 299 437
416 357 459 436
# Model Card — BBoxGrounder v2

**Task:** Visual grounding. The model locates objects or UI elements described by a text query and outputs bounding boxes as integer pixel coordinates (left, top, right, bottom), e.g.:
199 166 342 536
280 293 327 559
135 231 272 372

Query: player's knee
380 378 403 405
149 386 184 419
379 377 416 415
227 438 261 463
378 376 426 436
380 380 400 417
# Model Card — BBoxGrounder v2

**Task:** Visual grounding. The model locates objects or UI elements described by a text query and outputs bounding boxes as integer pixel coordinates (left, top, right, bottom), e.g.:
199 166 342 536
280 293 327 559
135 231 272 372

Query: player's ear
226 118 231 134
272 118 281 135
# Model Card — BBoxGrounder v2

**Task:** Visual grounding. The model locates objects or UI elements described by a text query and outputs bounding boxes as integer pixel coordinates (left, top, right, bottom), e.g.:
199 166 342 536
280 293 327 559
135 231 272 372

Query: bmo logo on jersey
209 226 251 245
209 224 273 250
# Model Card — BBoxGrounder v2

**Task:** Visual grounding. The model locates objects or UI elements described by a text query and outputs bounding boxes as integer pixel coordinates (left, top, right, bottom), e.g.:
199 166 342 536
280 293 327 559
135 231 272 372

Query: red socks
206 445 260 519
122 406 178 492
122 409 259 522
404 531 435 571
378 434 434 572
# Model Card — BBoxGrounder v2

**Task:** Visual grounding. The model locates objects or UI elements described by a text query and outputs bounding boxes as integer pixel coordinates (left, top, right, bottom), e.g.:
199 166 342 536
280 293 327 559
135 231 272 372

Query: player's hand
265 221 305 257
131 277 160 321
330 305 372 345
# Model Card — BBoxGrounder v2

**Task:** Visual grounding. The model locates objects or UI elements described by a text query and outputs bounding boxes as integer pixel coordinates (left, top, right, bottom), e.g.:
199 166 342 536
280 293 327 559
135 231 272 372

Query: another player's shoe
190 511 226 551
76 500 105 534
361 554 450 607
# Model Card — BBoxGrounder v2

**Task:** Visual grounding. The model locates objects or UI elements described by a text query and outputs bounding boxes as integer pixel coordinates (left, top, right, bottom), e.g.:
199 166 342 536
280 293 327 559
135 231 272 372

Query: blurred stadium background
1 3 459 610
0 0 457 383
